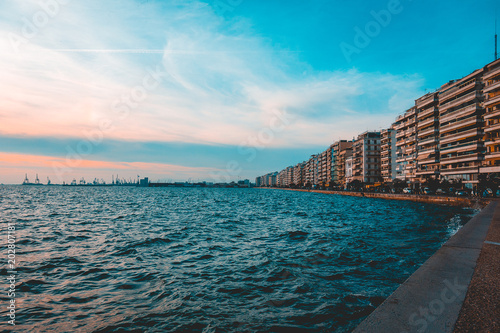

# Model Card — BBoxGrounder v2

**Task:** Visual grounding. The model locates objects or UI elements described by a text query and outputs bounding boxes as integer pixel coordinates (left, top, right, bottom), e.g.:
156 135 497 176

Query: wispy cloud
0 0 424 143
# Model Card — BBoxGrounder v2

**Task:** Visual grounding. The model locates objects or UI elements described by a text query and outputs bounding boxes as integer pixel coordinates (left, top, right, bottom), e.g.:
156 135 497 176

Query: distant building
352 131 381 184
138 177 149 187
380 127 397 182
333 140 353 186
345 156 354 185
482 59 500 173
394 107 418 183
415 92 440 181
338 146 353 187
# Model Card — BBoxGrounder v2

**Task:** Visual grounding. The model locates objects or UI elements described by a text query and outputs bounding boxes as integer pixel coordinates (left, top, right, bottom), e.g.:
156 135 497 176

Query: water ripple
0 186 477 332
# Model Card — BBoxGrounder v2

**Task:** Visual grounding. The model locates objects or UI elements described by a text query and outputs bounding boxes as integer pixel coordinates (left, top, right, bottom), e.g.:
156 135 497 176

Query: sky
0 0 498 184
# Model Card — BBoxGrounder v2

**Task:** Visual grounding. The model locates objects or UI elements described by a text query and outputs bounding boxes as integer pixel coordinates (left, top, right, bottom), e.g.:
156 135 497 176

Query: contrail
53 49 165 54
52 49 302 54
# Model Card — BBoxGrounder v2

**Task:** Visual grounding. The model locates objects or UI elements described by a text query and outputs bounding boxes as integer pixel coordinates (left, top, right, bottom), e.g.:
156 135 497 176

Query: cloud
0 0 424 145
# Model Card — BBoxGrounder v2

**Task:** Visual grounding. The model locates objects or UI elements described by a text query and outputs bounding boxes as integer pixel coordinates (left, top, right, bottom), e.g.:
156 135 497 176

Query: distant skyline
0 0 498 184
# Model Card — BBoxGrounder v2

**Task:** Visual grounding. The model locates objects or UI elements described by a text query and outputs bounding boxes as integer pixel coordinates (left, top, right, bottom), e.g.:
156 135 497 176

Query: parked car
403 188 413 194
435 188 446 195
423 187 434 195
455 189 469 197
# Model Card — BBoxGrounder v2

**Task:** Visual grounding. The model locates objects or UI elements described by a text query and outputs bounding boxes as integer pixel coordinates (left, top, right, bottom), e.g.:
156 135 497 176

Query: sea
0 186 478 332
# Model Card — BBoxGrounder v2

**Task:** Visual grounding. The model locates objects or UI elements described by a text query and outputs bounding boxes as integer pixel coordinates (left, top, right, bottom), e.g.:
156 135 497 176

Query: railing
440 141 479 153
484 66 500 80
416 94 437 108
440 129 482 144
484 122 500 133
439 80 480 100
484 80 500 93
418 137 437 146
440 103 480 123
440 153 481 163
484 93 500 107
418 117 438 128
439 91 480 110
440 117 479 134
417 126 437 137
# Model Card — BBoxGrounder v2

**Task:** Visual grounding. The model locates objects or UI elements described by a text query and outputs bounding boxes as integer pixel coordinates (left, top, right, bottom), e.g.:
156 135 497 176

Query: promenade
264 187 489 208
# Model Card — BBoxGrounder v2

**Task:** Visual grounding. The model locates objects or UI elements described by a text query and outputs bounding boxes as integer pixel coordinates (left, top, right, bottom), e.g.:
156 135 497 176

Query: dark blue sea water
0 186 477 332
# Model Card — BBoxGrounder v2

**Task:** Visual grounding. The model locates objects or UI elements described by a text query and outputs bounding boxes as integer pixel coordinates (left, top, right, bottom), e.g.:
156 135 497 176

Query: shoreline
258 187 489 209
258 187 498 332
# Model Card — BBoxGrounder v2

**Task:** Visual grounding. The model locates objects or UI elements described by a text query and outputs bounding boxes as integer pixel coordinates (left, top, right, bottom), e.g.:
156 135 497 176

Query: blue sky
0 0 498 183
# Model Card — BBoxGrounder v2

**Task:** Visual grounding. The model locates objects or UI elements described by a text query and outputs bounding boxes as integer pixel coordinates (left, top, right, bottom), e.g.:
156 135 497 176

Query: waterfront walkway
265 187 488 208
353 201 500 332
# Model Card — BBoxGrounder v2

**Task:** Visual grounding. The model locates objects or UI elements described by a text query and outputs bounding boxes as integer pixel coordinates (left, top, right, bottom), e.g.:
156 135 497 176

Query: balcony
439 91 481 111
416 94 438 109
440 165 480 175
418 146 438 154
418 157 440 165
484 107 500 120
440 142 480 154
440 104 481 123
440 129 483 145
484 122 500 133
440 117 480 134
418 126 438 137
417 150 438 160
416 169 440 176
484 150 500 160
485 137 500 146
439 80 481 101
418 104 438 117
484 80 500 93
480 166 500 173
418 117 438 129
418 136 437 146
440 153 482 165
484 93 500 107
483 66 500 80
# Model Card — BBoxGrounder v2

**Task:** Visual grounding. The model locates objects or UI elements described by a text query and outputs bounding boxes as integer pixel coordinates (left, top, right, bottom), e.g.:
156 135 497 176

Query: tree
392 179 406 193
423 177 440 192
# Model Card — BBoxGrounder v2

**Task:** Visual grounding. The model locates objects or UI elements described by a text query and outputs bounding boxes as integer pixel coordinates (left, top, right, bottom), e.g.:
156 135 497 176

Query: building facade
415 92 440 182
394 107 418 183
352 131 381 184
481 59 500 174
380 127 397 182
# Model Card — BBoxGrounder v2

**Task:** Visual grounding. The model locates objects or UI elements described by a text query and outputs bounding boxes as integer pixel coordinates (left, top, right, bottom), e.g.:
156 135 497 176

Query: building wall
481 59 500 173
352 132 381 183
381 128 397 182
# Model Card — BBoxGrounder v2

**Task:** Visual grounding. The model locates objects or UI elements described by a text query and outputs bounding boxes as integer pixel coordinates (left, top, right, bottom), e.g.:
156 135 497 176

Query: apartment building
415 92 440 181
293 162 305 187
345 156 354 185
438 69 485 184
352 131 381 184
331 140 353 185
338 147 353 187
317 150 329 187
481 58 500 173
380 127 397 182
394 107 418 182
304 154 319 186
